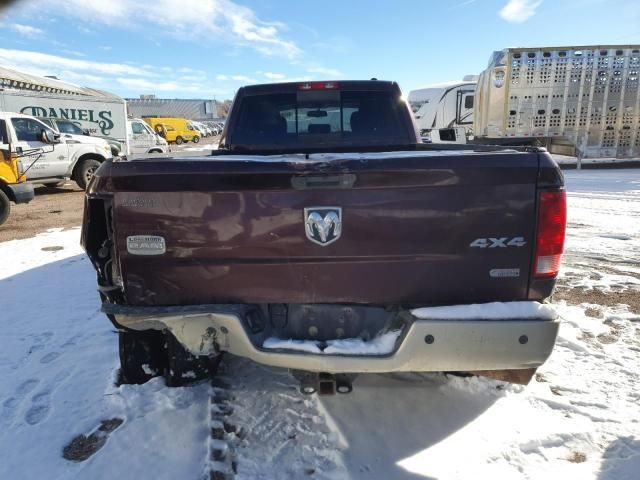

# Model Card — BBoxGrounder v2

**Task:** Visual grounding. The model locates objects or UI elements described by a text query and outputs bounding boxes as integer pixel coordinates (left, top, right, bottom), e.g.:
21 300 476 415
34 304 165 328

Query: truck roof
237 80 400 95
407 81 476 103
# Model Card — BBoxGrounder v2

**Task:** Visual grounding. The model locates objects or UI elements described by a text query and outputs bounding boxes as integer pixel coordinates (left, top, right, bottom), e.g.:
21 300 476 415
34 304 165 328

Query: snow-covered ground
0 169 639 479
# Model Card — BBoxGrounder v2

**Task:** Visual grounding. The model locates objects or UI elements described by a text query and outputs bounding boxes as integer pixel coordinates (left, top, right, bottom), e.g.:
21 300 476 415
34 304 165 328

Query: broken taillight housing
534 190 567 278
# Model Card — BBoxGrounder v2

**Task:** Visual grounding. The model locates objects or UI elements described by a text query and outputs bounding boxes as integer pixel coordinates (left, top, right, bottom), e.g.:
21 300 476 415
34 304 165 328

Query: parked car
2 112 111 189
82 80 566 391
192 122 208 138
39 117 122 156
144 117 200 144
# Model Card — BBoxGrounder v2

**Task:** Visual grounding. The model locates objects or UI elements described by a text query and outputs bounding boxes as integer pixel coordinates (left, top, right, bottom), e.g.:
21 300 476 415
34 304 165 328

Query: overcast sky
0 0 639 100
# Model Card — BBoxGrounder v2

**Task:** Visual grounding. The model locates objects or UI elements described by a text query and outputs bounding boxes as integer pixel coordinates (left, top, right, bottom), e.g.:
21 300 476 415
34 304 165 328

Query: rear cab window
228 82 415 150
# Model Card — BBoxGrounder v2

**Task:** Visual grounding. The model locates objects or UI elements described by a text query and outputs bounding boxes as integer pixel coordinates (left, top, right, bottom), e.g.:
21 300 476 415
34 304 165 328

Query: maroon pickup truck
82 80 566 392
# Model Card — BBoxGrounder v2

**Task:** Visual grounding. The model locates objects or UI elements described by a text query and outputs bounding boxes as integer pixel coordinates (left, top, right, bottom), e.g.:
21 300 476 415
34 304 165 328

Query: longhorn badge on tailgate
304 207 342 246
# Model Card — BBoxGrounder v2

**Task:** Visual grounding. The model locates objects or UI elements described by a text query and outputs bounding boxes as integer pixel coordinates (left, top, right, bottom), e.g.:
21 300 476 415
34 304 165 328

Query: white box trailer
0 89 129 153
0 67 129 150
409 45 640 160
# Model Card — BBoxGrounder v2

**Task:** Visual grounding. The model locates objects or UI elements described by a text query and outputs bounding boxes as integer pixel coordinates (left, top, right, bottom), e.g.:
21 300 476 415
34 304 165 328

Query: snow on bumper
104 302 559 374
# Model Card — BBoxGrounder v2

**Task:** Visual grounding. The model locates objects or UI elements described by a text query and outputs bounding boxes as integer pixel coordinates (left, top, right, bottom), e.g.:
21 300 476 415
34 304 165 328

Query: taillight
298 82 339 90
534 190 566 278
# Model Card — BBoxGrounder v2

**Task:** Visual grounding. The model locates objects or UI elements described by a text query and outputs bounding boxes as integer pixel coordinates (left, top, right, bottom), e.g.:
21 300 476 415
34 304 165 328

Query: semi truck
409 45 640 161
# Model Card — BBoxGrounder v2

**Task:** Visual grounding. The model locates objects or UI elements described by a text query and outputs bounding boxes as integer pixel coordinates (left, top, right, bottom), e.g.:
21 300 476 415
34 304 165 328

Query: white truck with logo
0 112 112 189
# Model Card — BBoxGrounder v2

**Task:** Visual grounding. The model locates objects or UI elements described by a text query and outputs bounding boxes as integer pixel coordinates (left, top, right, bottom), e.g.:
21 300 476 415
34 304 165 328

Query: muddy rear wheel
164 332 221 387
0 190 10 226
118 330 168 385
175 136 184 145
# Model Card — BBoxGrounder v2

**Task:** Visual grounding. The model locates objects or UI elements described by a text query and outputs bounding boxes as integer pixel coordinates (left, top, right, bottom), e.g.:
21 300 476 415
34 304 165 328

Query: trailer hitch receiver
292 370 354 395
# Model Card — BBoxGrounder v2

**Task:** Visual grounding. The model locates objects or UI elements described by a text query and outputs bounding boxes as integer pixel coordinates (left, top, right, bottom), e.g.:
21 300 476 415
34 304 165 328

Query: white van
192 122 208 138
127 118 168 154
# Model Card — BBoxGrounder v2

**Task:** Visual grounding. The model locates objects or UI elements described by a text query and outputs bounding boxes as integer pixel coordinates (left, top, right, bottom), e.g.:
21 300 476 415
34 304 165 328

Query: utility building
126 95 219 121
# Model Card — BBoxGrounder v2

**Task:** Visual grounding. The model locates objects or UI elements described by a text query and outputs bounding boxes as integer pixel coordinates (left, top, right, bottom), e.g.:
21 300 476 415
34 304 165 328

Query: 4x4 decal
469 237 527 248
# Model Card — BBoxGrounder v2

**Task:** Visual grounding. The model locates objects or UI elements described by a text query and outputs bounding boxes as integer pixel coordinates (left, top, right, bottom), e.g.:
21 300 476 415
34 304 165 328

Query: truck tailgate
106 151 540 306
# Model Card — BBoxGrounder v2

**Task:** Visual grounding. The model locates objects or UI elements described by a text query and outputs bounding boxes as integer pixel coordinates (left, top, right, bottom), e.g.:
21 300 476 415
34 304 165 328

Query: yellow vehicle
143 117 200 145
1 115 60 225
0 149 34 226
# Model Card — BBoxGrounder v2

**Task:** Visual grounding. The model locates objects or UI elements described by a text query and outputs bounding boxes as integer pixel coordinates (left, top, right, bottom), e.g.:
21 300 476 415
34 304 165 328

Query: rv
409 45 640 159
408 76 477 143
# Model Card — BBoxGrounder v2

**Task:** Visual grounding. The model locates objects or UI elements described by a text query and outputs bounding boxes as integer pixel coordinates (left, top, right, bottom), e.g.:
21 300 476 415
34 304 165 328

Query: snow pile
0 229 209 480
315 301 640 480
563 169 640 271
324 330 401 355
262 330 401 355
412 301 558 320
262 337 322 354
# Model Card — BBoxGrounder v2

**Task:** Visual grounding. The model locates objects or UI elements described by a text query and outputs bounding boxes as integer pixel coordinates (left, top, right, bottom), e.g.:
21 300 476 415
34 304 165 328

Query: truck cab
39 116 123 157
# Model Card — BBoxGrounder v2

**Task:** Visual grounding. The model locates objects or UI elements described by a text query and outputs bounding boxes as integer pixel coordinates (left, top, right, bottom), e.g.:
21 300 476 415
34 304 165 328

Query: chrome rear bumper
104 303 559 374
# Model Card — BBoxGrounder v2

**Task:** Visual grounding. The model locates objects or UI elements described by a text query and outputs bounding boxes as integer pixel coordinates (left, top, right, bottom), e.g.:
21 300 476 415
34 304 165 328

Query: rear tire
118 330 168 385
175 136 184 145
74 159 101 190
164 332 221 387
0 190 10 226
